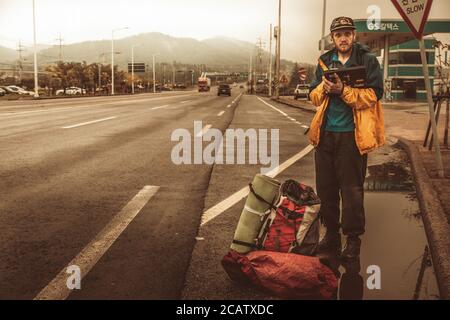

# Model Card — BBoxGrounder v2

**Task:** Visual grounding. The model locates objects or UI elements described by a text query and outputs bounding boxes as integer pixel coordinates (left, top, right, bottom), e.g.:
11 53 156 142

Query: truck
198 77 211 92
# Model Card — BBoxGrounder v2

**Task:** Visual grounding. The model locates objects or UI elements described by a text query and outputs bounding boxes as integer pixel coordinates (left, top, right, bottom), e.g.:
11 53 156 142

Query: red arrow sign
391 0 433 39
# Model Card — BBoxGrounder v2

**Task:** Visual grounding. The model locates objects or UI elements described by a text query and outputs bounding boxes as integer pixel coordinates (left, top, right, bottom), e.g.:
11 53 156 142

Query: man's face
331 29 356 54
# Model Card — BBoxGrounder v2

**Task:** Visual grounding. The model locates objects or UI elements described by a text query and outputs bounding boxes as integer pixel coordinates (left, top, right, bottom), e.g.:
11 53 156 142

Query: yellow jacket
309 83 385 155
308 43 385 155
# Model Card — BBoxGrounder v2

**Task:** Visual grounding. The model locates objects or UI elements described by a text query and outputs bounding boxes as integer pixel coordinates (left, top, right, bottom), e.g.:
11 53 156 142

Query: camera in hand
324 66 367 88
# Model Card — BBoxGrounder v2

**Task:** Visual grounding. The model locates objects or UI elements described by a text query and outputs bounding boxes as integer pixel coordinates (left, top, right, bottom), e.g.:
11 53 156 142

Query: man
308 17 385 259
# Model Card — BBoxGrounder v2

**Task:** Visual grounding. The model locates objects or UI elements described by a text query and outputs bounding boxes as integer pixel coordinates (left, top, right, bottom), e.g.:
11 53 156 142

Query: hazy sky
0 0 449 64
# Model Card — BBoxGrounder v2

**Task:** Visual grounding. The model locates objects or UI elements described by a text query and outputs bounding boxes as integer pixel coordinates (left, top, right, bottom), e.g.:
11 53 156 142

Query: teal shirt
325 53 355 132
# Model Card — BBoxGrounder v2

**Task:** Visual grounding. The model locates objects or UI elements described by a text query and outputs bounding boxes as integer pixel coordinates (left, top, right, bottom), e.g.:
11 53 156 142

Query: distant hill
18 33 305 72
0 45 17 64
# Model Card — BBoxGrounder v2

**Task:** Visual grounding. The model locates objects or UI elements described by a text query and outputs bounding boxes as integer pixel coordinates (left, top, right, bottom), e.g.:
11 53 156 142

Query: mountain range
1 32 310 73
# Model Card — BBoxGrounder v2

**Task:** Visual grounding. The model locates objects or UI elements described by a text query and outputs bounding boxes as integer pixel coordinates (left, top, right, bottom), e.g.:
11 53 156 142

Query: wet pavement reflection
330 161 440 300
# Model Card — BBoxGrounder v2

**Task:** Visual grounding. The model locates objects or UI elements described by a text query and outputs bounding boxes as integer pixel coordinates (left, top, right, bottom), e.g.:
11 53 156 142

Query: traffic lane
66 92 243 299
0 90 239 214
0 90 198 112
0 91 241 299
182 95 316 299
0 91 211 137
0 91 235 174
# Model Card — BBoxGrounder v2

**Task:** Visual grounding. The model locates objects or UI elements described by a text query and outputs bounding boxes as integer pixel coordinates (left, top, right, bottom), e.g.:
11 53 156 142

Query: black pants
315 131 367 236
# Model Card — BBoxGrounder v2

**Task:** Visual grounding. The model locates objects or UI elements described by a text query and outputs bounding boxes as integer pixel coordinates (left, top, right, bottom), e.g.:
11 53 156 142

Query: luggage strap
248 183 278 210
232 239 258 249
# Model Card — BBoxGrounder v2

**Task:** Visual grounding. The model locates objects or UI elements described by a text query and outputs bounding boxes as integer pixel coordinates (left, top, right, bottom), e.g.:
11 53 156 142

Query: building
388 38 436 101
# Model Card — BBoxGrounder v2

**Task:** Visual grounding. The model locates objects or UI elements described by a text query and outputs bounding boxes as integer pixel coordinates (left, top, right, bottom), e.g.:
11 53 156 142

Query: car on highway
0 86 19 95
293 84 310 100
0 87 6 96
3 85 33 95
56 87 87 96
217 84 231 96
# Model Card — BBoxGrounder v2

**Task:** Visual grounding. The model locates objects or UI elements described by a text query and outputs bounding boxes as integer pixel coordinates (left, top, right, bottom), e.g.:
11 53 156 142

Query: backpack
257 180 321 256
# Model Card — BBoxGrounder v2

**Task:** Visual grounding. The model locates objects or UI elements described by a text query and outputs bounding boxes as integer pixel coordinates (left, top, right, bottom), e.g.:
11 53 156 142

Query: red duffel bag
222 250 338 300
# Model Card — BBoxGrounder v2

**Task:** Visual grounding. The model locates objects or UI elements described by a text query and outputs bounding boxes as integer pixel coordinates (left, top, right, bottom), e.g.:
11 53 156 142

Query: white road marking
151 104 170 110
62 116 117 129
232 93 243 104
195 124 212 138
217 111 225 117
34 185 160 300
226 104 231 108
0 94 194 119
200 144 315 226
257 97 310 129
257 97 288 116
0 106 76 117
180 100 191 104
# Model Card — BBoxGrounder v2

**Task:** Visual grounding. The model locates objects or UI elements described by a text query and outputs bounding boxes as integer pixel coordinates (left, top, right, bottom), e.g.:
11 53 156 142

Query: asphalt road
0 89 244 299
0 91 439 300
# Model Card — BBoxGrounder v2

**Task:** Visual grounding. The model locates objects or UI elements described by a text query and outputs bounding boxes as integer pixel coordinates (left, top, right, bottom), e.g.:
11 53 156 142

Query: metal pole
420 38 444 178
153 54 156 93
131 45 135 94
321 0 327 55
248 53 252 93
32 0 39 98
269 23 273 97
98 63 101 93
445 93 449 148
275 0 281 99
383 35 390 101
111 30 115 95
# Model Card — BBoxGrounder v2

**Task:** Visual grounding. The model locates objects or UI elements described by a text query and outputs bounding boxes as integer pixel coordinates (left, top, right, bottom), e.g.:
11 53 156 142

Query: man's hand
322 74 344 95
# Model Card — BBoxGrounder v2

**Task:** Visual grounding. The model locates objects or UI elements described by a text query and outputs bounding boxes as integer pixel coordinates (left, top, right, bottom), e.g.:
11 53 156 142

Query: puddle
336 162 440 300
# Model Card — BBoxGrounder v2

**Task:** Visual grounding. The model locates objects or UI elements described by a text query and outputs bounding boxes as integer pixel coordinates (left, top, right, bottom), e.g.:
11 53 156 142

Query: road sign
298 68 307 81
390 0 433 39
280 74 288 84
391 0 444 178
128 62 146 73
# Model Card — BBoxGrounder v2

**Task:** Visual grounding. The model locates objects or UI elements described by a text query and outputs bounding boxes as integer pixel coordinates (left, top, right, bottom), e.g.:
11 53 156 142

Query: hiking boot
317 231 341 257
341 236 361 260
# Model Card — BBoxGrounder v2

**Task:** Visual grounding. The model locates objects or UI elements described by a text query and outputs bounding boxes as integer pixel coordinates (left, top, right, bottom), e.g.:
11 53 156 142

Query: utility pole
55 33 64 61
172 63 175 88
248 52 253 94
321 0 327 55
256 37 265 82
131 44 140 94
32 0 39 98
152 53 159 93
275 0 282 99
111 27 128 95
269 23 273 96
131 45 135 94
16 41 26 82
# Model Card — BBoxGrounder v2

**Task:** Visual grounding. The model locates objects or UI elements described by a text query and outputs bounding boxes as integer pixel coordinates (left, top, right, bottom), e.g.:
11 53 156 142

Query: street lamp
321 0 327 55
131 44 141 94
32 0 39 98
111 27 128 95
275 0 282 99
152 53 160 93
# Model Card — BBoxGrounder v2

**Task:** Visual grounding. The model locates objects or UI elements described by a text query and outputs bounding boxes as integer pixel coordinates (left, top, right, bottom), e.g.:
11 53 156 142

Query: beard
336 42 353 54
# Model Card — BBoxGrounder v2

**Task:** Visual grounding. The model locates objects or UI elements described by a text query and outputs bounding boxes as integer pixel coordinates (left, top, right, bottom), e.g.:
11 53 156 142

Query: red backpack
256 180 321 256
261 198 305 252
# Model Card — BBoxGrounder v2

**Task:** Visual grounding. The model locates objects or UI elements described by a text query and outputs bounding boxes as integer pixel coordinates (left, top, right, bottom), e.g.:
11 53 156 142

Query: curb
272 98 317 114
396 137 450 299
